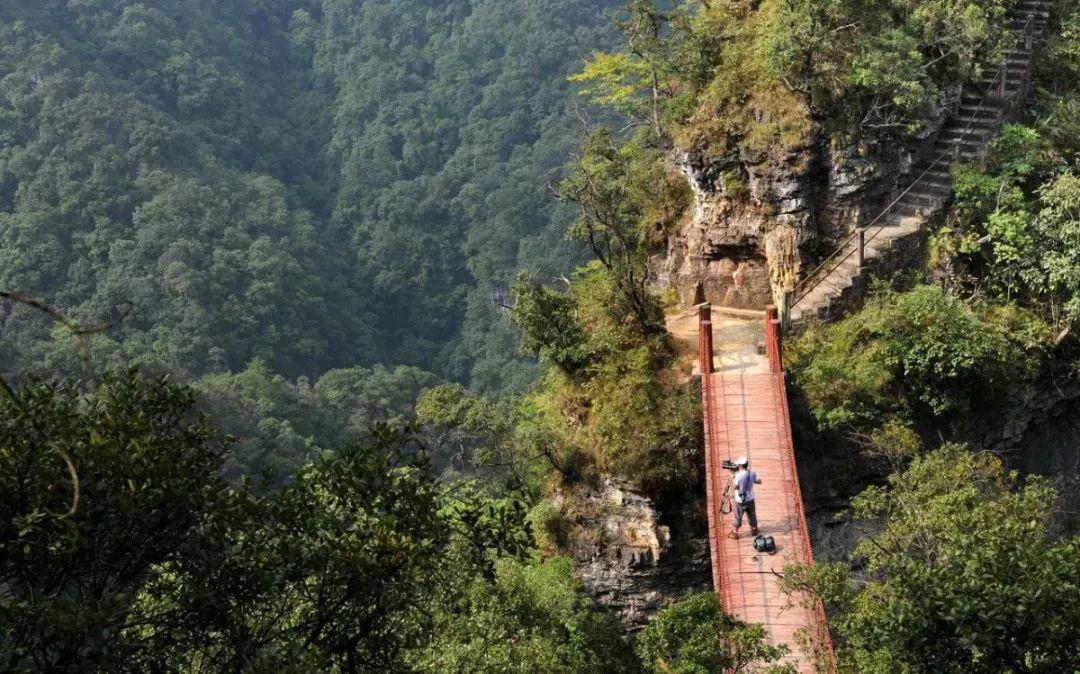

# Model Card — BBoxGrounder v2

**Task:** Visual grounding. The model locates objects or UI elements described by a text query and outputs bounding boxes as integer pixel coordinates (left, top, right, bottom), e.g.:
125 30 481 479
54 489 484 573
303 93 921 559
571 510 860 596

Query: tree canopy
789 444 1080 673
0 371 630 672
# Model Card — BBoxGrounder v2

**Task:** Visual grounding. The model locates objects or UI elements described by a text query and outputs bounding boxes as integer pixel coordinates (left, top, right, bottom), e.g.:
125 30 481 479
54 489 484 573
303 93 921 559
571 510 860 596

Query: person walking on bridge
728 456 760 539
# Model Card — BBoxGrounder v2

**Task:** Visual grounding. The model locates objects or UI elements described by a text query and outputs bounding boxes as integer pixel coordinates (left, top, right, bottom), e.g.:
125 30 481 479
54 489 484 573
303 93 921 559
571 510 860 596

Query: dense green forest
0 0 619 391
4 0 1080 672
0 0 627 477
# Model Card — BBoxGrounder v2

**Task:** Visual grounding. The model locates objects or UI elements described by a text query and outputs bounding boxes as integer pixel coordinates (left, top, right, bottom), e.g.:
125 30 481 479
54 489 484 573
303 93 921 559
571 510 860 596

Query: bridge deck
699 307 832 672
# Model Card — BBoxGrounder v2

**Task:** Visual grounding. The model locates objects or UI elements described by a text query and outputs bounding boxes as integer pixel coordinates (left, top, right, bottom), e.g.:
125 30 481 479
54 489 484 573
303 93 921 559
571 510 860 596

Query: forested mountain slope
4 1 1080 672
0 0 617 395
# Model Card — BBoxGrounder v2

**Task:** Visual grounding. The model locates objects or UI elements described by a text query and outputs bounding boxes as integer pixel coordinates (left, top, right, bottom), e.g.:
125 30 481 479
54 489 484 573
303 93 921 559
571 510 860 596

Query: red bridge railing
698 304 726 598
765 305 837 669
700 303 836 671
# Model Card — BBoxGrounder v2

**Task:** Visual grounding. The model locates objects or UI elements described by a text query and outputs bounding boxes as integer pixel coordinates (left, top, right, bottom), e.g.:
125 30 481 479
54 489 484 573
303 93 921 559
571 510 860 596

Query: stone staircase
789 0 1053 327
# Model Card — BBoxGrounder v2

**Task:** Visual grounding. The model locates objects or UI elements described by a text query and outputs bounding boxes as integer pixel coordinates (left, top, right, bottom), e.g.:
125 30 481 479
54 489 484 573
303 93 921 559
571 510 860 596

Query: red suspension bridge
698 305 834 672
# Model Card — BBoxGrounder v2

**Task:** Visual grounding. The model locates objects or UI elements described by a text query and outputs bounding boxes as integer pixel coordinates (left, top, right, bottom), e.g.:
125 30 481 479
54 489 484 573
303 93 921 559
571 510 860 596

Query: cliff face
566 481 711 629
987 381 1080 537
656 100 953 311
799 379 1080 563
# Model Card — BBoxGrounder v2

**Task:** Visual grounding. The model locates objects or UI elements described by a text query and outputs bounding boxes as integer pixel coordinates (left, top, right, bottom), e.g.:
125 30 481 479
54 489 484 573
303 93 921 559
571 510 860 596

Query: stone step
896 192 944 209
956 107 1002 124
934 141 982 157
918 182 953 198
1011 13 1049 23
958 97 1004 112
956 101 1002 114
893 201 927 217
958 89 1005 105
909 160 951 177
955 148 983 162
984 66 1026 79
977 71 1027 86
939 127 990 143
1011 21 1049 34
945 113 995 127
950 118 1000 132
936 131 984 145
948 118 1000 132
920 165 951 179
918 173 953 189
906 170 953 188
789 2 1040 329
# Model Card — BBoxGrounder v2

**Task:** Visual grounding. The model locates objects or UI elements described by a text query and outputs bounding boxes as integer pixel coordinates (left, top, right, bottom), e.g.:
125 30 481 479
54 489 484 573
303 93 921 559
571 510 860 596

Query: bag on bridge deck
753 534 776 555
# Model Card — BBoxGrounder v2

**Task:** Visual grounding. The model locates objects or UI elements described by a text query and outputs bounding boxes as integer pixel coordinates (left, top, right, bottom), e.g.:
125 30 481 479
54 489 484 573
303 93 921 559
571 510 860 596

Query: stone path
790 0 1053 326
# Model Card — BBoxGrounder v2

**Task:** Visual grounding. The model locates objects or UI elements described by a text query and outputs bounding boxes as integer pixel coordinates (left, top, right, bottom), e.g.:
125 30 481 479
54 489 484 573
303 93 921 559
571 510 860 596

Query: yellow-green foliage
573 0 1012 163
680 0 814 157
570 51 655 117
518 263 701 495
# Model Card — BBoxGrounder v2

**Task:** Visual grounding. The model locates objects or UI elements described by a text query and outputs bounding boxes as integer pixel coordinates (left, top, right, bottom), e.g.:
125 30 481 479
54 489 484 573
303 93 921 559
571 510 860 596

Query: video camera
721 459 739 471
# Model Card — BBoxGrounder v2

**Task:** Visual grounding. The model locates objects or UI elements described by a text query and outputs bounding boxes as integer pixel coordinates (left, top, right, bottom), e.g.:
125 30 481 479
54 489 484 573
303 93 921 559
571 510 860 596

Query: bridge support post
765 305 782 373
698 303 713 375
779 290 792 332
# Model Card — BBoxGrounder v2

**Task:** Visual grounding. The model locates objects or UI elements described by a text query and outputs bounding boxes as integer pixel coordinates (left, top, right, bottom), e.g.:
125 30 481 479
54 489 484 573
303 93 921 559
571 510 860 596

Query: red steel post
699 304 713 375
764 305 782 373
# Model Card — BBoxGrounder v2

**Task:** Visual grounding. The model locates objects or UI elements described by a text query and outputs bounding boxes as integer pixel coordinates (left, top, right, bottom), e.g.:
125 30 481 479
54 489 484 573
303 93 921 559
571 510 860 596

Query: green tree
787 285 1046 429
0 371 224 672
559 130 686 338
636 592 793 674
511 272 592 376
1038 171 1080 324
0 367 629 672
802 445 1080 672
507 263 700 496
409 554 633 673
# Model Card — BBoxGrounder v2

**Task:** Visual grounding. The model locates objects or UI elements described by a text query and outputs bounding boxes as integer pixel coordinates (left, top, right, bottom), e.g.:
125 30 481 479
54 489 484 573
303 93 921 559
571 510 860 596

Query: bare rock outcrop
656 94 956 311
565 480 711 629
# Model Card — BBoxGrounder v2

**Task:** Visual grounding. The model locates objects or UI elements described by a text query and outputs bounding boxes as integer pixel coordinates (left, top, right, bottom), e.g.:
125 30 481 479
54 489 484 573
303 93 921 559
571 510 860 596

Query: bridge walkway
698 305 833 672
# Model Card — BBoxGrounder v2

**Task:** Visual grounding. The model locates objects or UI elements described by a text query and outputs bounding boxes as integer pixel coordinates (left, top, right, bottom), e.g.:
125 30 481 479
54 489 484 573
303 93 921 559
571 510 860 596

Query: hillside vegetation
2 0 1080 672
0 0 619 390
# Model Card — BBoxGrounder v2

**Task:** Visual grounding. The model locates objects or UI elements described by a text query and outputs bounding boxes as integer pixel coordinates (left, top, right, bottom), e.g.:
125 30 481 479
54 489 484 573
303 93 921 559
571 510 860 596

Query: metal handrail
789 13 1038 310
763 309 837 670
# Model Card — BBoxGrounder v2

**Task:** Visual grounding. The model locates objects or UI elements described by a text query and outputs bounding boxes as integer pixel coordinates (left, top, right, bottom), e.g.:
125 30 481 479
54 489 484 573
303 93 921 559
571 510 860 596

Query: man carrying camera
728 456 761 539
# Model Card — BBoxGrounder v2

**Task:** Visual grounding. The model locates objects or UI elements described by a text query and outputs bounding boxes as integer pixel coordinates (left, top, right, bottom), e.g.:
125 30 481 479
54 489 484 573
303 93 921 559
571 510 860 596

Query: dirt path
665 307 769 384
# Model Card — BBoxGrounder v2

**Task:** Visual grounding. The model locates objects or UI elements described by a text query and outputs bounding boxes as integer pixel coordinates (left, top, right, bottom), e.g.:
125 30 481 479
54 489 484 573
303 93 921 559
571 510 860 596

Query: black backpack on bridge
753 534 776 555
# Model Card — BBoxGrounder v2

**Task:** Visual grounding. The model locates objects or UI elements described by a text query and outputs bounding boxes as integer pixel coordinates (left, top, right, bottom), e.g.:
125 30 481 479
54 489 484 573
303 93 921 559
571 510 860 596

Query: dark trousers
734 498 757 530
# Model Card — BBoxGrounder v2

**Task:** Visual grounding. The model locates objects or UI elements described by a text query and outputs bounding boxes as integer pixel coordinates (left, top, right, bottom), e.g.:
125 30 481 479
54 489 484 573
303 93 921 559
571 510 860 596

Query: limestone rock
569 480 710 629
655 97 955 311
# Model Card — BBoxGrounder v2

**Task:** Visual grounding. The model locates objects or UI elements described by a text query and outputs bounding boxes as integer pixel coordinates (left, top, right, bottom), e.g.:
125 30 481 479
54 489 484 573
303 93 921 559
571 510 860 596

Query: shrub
787 285 1047 429
636 592 791 674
